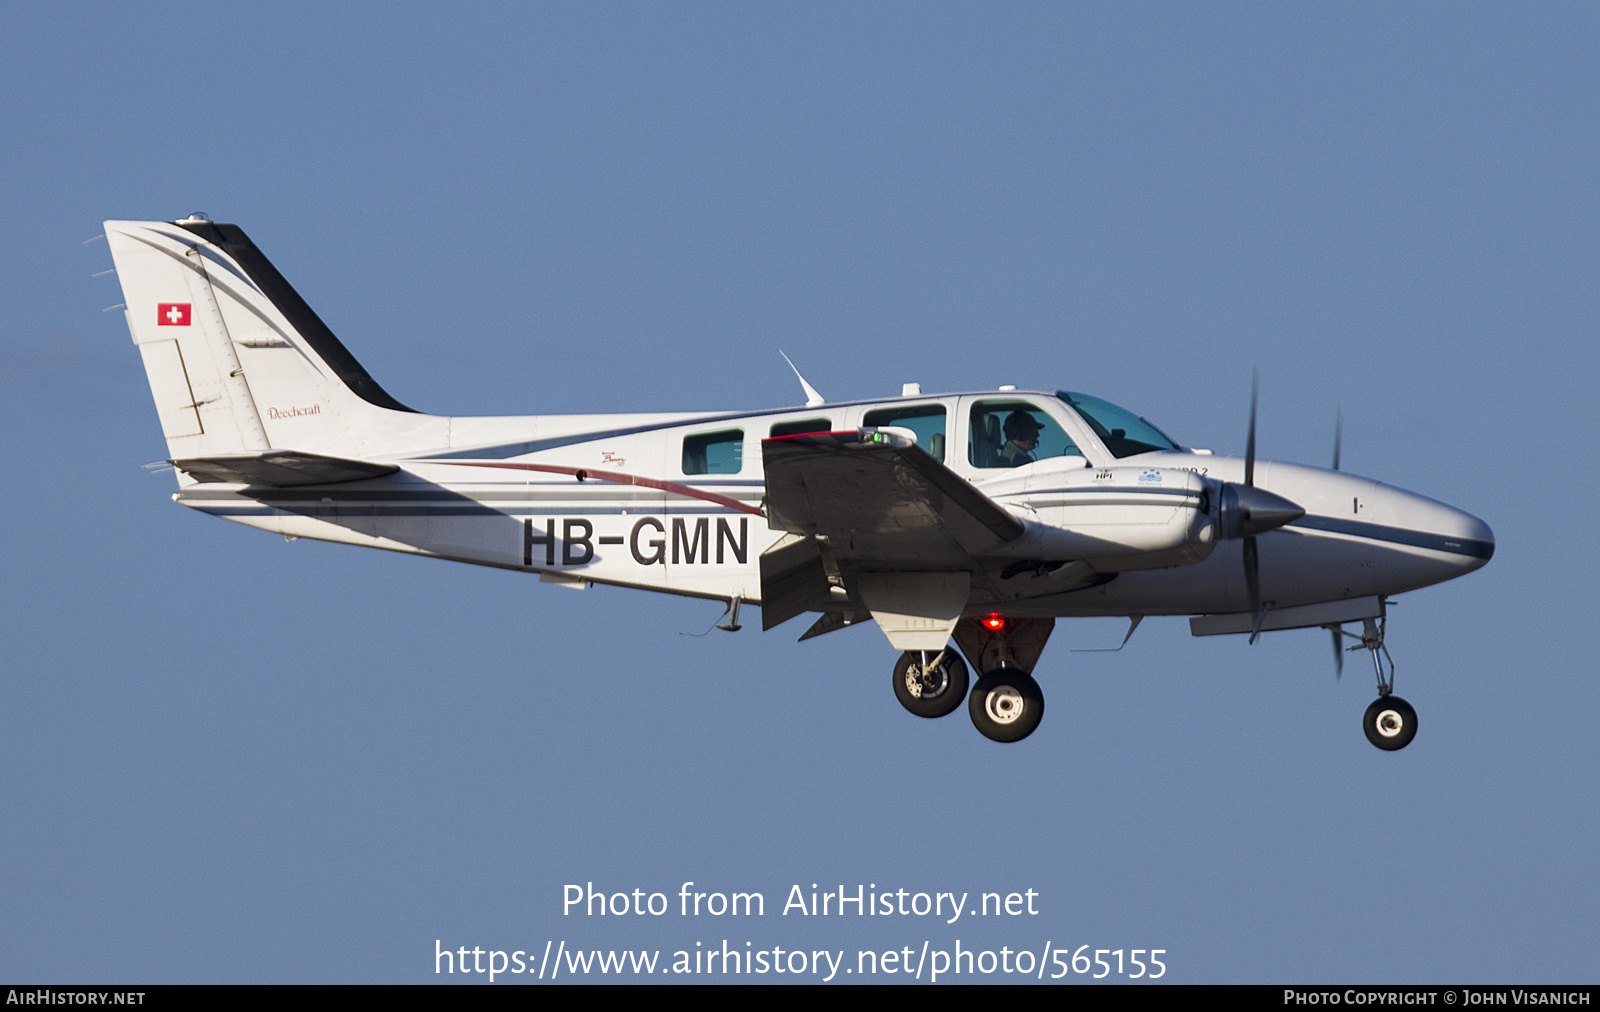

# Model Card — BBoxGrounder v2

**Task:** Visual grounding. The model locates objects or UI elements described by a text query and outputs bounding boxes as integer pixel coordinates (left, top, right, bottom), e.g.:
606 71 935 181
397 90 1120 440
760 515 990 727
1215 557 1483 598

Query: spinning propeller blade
1327 413 1345 671
1216 372 1303 645
1319 414 1349 666
1244 536 1261 633
1332 407 1342 472
1244 370 1258 488
1243 371 1263 642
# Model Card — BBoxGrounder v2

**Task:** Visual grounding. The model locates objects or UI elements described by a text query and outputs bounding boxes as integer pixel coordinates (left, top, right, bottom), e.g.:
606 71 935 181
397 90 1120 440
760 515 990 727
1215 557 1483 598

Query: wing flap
172 450 399 486
758 534 837 630
761 431 1024 567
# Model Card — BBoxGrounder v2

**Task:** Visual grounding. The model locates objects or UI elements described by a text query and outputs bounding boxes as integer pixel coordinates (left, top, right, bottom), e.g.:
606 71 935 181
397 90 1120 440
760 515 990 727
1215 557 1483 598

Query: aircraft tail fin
105 217 445 466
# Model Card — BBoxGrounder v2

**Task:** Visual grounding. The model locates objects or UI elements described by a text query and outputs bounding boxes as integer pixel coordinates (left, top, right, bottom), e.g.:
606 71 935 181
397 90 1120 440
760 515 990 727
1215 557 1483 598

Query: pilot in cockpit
998 411 1042 467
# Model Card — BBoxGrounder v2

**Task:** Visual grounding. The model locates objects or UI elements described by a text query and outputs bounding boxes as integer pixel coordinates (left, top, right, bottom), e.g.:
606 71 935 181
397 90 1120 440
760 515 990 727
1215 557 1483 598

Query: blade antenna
1330 624 1344 679
779 351 826 408
1332 406 1343 471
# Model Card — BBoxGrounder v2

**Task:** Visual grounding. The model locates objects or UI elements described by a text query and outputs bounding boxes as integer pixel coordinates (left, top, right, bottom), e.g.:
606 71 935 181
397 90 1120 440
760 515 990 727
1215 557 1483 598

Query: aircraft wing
171 450 398 486
761 431 1024 567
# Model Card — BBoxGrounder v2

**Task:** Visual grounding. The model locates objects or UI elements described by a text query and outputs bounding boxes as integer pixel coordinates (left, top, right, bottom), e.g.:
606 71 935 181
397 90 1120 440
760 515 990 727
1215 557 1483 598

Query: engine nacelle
983 463 1217 567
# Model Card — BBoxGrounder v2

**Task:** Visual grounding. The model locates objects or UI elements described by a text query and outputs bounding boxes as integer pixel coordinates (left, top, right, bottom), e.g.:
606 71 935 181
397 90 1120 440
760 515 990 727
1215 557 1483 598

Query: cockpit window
969 400 1081 468
1056 392 1180 458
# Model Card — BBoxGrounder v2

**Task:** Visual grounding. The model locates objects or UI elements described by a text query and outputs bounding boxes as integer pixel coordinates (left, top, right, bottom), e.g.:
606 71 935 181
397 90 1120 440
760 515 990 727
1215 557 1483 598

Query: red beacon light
983 613 1007 632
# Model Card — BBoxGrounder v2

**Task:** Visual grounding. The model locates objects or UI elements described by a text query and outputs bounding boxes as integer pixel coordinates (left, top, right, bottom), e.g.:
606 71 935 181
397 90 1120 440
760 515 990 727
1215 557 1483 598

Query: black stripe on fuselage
1288 515 1494 559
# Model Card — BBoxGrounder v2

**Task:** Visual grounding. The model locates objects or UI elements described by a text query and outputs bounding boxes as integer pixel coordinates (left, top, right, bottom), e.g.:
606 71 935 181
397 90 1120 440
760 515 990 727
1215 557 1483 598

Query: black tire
1363 695 1418 751
968 669 1045 743
892 650 969 718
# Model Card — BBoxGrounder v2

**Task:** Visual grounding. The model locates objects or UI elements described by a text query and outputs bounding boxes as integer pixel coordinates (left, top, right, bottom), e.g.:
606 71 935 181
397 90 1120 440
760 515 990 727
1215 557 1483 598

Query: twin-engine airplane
101 216 1494 748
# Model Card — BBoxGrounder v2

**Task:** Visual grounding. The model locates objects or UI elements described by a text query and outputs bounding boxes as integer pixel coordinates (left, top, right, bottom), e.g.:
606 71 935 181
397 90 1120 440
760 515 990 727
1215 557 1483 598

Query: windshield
1056 392 1181 458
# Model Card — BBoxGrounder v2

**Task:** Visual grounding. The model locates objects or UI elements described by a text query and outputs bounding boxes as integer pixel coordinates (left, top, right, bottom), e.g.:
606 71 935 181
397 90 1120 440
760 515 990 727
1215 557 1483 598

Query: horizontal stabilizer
171 450 398 486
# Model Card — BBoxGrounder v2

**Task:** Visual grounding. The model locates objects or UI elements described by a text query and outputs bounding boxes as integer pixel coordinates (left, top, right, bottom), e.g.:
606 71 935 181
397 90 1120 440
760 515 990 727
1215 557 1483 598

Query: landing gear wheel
968 669 1044 743
892 650 969 718
1363 695 1418 751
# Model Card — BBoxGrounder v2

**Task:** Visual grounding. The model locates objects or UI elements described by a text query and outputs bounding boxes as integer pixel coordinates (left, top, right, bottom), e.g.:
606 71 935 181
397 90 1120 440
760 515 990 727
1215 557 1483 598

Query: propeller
1243 373 1263 641
1331 406 1342 472
1245 371 1258 487
1215 371 1305 644
1329 408 1343 674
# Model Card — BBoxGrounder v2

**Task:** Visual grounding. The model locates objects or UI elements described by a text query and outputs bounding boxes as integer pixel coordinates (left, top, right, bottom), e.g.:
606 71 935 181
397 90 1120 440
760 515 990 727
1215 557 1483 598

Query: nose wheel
892 649 969 718
1364 695 1417 750
968 669 1044 743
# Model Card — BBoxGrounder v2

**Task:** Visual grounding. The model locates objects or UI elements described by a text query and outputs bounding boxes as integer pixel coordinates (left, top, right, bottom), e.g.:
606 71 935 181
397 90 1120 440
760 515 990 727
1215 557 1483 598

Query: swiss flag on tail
157 303 191 326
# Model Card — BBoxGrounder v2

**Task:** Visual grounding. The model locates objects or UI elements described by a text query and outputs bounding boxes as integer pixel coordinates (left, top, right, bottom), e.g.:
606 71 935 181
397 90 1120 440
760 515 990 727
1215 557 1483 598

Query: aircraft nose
1455 508 1495 561
1384 483 1495 571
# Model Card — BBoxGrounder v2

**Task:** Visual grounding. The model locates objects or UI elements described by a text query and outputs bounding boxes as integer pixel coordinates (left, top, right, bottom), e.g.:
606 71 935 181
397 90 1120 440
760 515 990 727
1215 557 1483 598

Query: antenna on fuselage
779 351 826 408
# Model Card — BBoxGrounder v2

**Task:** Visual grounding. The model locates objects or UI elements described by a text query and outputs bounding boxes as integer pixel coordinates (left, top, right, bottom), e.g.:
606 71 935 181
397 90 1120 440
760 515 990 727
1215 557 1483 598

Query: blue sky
2 2 1596 983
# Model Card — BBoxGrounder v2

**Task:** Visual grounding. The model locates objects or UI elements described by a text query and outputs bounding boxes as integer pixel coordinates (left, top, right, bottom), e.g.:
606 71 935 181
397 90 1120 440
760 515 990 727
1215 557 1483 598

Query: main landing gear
892 649 969 718
968 668 1044 743
1334 615 1418 751
890 614 1055 743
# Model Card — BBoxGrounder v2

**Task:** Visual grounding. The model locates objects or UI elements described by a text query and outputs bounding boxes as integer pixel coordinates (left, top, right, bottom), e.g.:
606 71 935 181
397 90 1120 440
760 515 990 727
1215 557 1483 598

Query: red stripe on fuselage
762 430 856 442
418 460 765 516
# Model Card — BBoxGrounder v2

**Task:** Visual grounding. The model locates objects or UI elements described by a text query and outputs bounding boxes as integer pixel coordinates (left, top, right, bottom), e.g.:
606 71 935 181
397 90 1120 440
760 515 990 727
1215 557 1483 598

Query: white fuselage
172 389 1493 620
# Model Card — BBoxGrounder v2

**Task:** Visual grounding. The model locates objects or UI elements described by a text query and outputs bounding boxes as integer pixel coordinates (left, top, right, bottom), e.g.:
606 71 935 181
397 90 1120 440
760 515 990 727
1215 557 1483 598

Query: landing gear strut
1335 615 1418 751
951 614 1054 743
892 649 969 719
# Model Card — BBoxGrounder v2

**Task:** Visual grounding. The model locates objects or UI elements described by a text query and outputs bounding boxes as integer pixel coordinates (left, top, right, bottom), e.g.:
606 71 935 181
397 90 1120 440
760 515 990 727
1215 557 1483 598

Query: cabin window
770 417 833 438
682 429 744 475
863 403 946 460
969 400 1082 468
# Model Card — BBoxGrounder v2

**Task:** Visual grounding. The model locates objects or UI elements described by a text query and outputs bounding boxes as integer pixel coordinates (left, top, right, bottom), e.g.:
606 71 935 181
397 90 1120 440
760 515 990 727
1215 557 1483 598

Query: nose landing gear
1364 695 1417 750
1334 615 1418 751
